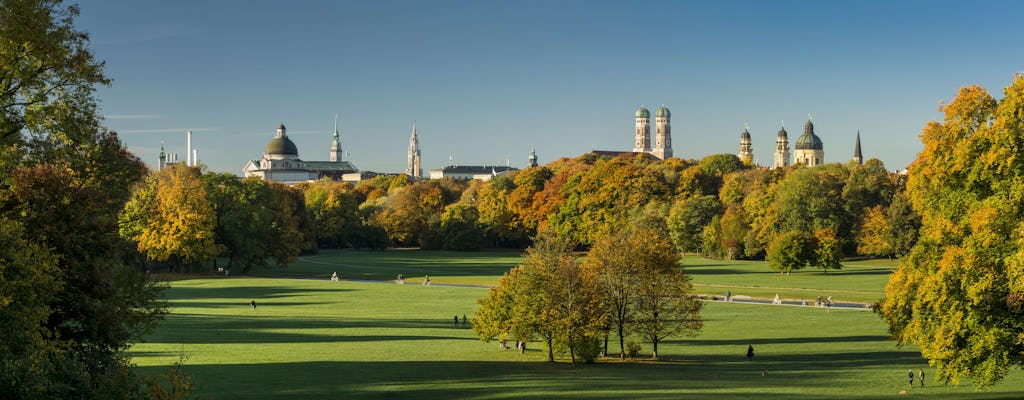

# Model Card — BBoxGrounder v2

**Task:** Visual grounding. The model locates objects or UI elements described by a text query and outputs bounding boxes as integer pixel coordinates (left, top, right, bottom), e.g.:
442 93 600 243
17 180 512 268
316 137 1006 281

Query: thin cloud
93 25 204 45
104 114 166 120
117 127 218 134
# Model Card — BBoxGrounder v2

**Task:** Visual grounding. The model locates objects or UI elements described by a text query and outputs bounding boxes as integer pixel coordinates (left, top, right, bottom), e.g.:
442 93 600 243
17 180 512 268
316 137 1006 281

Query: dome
265 136 299 156
741 128 751 140
795 132 823 150
656 106 671 118
635 107 650 119
795 118 823 150
777 127 788 138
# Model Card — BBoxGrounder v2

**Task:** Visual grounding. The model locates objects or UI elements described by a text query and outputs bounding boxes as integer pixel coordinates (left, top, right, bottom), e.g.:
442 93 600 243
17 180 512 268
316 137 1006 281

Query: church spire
528 145 538 168
406 121 421 178
329 114 342 162
852 130 863 165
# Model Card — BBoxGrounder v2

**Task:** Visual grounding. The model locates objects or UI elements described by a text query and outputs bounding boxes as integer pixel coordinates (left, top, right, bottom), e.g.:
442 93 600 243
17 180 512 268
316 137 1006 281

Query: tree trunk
652 339 659 359
569 338 577 367
618 323 626 359
546 338 554 362
602 333 608 357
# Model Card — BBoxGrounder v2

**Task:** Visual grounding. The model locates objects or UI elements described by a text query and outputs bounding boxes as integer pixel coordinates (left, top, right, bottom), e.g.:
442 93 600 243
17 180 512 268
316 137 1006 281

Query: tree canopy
879 73 1024 388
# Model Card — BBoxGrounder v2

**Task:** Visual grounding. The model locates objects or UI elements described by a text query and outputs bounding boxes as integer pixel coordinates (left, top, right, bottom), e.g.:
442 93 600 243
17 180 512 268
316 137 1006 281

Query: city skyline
77 0 1024 174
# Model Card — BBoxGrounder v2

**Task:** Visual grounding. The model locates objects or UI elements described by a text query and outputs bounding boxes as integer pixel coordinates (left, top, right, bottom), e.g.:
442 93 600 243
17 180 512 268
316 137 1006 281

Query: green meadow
133 251 1024 399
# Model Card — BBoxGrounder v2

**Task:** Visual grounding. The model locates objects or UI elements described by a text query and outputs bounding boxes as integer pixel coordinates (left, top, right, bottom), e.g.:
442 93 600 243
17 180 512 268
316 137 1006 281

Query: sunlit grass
132 275 1024 399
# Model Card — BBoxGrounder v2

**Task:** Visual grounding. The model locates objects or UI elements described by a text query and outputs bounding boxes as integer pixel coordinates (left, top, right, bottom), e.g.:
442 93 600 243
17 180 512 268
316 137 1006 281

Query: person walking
907 369 914 387
251 300 257 311
453 315 459 327
919 369 925 387
746 345 754 361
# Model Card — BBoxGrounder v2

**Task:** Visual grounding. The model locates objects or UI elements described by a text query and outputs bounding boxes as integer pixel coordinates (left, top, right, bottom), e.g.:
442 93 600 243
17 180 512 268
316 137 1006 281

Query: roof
431 165 518 174
265 136 299 156
589 150 660 161
635 107 650 119
656 106 671 118
795 119 823 150
305 160 359 172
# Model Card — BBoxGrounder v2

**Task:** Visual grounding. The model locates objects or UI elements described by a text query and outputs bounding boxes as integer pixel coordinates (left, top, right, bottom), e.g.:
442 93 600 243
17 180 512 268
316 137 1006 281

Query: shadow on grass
145 314 475 344
135 360 1024 400
681 335 890 346
167 285 351 301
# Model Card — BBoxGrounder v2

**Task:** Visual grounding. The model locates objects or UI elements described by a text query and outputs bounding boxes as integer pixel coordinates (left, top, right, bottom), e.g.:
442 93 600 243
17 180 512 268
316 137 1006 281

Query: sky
75 0 1024 175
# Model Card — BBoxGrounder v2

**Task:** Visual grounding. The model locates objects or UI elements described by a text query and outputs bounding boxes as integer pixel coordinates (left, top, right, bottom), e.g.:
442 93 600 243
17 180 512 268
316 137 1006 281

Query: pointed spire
853 130 863 165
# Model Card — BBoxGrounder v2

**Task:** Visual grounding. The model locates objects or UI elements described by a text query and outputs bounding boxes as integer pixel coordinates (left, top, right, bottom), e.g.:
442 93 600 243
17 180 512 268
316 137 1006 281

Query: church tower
773 122 790 169
528 146 538 168
738 123 754 165
852 130 863 165
651 105 672 160
634 106 651 153
406 122 421 178
158 142 166 171
794 115 824 166
329 114 342 162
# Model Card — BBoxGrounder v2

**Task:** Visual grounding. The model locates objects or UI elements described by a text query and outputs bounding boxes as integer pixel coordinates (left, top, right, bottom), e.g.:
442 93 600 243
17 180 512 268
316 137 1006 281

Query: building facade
793 117 824 166
244 122 358 184
633 105 673 160
406 122 421 178
738 124 754 165
773 123 791 169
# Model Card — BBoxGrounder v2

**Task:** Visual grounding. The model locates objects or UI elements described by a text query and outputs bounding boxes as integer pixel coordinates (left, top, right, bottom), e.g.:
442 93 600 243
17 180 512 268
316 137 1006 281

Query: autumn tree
474 231 604 364
128 164 220 271
586 230 641 359
879 74 1024 388
628 228 703 358
812 228 842 273
302 178 360 248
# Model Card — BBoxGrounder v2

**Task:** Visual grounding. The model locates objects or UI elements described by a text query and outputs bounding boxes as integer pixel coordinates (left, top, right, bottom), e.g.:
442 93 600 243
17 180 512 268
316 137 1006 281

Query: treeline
130 149 919 274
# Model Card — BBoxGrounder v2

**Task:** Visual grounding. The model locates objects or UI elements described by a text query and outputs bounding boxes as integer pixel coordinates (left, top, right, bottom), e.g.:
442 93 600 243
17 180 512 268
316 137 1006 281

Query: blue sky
77 0 1024 175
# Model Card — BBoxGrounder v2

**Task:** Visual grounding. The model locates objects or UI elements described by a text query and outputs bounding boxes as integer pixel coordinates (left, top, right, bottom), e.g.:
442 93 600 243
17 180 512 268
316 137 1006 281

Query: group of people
453 314 468 327
908 369 925 387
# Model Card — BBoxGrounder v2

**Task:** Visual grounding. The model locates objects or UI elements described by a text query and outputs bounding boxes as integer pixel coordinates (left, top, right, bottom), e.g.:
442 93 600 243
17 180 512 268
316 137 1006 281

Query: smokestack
186 130 192 166
193 149 198 167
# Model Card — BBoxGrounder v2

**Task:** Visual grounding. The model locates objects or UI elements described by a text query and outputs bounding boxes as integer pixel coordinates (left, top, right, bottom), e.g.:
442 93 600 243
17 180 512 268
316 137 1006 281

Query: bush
626 341 642 358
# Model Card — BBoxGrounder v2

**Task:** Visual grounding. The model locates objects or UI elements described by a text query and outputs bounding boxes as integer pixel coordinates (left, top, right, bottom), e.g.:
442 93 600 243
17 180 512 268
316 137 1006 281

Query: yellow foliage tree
879 73 1024 388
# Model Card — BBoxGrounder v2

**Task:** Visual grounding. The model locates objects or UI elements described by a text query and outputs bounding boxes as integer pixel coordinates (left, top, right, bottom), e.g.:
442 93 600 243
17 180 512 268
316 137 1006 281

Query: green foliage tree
879 74 1024 388
698 153 747 176
667 195 721 254
856 205 894 257
766 230 813 274
438 203 486 250
1 1 168 396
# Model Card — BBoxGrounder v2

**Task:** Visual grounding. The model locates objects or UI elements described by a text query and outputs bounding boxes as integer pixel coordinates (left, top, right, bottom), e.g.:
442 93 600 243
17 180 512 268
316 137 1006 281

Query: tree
1 1 167 396
131 164 220 271
265 182 307 268
667 195 721 254
628 228 703 358
698 153 747 176
812 228 842 273
879 74 1024 388
302 179 360 249
765 230 813 274
438 203 486 250
856 205 894 257
586 230 640 359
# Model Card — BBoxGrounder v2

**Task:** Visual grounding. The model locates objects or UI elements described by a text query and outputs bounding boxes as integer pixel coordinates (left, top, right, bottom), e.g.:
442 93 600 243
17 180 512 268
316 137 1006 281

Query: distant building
527 146 538 168
773 122 791 169
793 116 824 166
428 165 517 181
852 131 863 165
738 124 754 165
243 120 358 184
406 122 422 178
632 105 673 160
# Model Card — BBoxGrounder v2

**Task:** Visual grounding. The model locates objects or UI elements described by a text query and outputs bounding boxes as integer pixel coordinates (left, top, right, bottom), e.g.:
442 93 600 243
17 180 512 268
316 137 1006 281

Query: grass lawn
133 270 1024 399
